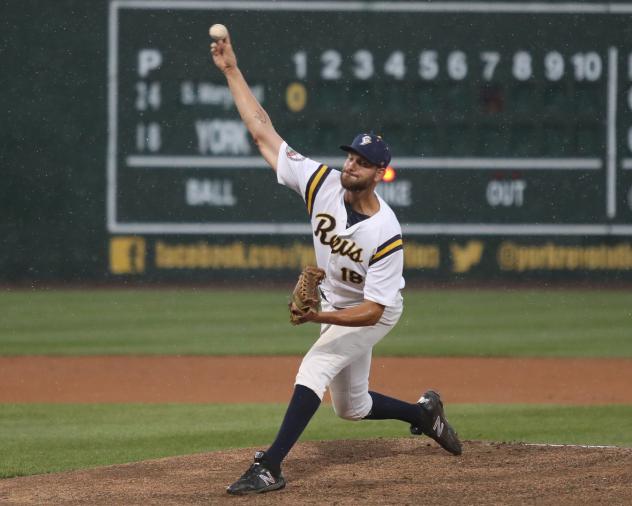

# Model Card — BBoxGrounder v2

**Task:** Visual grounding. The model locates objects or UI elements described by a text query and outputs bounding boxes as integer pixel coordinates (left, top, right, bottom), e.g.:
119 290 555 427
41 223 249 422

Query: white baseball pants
294 296 403 420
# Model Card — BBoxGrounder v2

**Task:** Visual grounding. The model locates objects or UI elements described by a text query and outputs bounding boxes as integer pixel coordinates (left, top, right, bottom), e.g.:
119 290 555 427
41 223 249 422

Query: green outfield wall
3 0 632 282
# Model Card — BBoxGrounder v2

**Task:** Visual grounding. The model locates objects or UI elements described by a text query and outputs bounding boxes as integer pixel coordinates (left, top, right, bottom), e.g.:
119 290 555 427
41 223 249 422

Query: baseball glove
289 265 326 325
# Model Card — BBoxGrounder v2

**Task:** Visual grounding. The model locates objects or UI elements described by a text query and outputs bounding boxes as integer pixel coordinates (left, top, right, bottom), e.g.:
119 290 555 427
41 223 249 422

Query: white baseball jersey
277 142 405 309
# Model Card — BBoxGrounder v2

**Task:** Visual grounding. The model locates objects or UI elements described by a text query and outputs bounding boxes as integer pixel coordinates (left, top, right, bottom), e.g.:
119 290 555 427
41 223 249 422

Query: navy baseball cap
340 133 391 168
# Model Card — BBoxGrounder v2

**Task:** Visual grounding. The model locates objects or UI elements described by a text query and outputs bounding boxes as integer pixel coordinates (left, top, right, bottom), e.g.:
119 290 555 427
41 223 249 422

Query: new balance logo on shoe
433 416 444 437
259 471 276 487
226 454 287 495
411 390 463 456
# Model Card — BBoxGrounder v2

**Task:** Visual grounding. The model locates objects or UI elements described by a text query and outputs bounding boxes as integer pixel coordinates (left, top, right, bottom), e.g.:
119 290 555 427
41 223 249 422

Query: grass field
1 288 631 479
1 288 631 356
2 403 631 478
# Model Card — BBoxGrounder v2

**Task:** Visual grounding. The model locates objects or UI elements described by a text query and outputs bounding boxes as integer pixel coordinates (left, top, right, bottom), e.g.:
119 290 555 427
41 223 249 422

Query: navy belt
319 289 344 310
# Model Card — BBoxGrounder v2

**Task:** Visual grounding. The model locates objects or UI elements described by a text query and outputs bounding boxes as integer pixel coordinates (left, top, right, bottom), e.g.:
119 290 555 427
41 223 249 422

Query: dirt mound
1 439 630 505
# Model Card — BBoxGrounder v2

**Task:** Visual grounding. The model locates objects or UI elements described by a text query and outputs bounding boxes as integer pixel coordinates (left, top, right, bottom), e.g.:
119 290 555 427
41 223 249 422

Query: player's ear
374 167 386 183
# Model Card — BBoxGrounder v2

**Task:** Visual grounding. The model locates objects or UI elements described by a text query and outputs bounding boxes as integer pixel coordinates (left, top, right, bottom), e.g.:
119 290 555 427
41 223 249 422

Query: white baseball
209 24 228 41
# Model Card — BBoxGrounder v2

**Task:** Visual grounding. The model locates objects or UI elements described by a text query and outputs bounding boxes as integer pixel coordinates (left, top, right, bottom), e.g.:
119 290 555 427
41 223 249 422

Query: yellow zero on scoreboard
285 82 307 112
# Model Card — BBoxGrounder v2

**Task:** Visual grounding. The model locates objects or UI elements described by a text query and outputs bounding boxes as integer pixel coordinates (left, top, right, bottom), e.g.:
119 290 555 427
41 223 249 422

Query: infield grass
1 403 631 478
1 289 631 357
2 288 630 479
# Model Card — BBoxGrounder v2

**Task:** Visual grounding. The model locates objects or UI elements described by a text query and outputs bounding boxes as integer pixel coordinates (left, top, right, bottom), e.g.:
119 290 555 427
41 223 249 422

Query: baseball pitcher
210 28 462 496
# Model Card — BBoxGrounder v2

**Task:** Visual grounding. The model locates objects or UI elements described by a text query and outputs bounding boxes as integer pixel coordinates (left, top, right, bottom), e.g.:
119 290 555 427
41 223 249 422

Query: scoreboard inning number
290 50 605 83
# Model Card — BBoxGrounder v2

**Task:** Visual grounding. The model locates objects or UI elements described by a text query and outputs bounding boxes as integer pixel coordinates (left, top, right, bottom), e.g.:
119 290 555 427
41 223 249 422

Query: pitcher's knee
331 396 372 421
333 405 364 421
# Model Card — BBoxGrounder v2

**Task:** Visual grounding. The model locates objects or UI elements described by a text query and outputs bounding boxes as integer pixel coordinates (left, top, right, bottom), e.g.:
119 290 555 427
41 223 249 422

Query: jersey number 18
341 268 364 284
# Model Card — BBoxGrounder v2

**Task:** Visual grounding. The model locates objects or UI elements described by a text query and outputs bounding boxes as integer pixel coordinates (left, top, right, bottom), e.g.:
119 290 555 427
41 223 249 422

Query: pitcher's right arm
210 31 283 171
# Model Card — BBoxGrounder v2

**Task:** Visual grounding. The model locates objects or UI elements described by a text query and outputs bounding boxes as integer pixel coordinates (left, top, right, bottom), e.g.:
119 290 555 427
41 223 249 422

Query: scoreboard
107 0 632 236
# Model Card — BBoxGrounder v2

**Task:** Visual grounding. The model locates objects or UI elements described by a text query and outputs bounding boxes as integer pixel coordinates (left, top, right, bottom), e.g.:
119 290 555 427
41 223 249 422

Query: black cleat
226 451 286 495
410 390 462 456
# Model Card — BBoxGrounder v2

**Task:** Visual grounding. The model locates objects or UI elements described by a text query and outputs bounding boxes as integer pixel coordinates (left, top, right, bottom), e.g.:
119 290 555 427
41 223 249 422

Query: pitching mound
1 438 630 505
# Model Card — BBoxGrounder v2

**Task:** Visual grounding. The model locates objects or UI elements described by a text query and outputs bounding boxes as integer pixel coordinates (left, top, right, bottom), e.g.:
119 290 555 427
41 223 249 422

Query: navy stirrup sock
363 390 420 424
265 384 321 471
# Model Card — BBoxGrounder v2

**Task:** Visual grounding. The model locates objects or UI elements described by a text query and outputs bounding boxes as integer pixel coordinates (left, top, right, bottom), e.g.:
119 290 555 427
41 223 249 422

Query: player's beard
341 171 374 192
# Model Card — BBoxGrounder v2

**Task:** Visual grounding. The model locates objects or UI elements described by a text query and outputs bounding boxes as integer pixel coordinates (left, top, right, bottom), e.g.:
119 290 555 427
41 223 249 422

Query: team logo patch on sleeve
286 145 306 161
369 234 403 266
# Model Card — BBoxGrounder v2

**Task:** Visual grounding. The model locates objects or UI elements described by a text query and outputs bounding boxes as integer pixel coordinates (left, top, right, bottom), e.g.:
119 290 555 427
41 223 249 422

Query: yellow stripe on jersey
369 236 403 266
305 164 330 217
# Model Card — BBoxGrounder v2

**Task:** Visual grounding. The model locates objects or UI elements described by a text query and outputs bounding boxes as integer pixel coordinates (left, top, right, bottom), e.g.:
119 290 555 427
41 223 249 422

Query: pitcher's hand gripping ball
289 266 326 325
209 23 228 41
